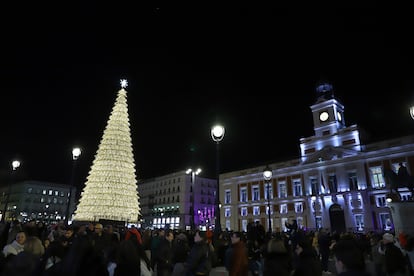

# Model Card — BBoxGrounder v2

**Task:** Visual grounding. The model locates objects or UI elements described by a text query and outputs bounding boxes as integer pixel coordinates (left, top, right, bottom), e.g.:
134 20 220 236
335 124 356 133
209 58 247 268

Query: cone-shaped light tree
73 79 140 223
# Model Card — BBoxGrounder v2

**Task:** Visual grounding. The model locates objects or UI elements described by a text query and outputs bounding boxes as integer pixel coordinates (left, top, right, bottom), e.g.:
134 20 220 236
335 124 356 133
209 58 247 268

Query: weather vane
120 79 128 89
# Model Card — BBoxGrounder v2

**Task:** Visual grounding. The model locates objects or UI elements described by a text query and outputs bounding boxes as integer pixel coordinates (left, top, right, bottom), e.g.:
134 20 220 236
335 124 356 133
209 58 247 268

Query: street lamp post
65 147 81 225
263 165 273 236
211 124 225 235
1 160 20 222
186 168 202 230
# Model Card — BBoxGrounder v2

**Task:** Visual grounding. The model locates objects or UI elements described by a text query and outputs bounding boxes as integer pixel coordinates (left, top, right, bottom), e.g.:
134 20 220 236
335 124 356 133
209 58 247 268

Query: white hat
383 233 394 242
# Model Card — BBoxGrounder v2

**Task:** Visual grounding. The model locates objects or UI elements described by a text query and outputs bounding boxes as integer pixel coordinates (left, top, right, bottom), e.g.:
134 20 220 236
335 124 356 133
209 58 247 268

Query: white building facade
219 83 414 233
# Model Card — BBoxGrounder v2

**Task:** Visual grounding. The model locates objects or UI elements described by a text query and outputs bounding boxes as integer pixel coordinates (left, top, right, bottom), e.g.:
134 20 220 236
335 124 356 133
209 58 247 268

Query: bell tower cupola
311 81 345 137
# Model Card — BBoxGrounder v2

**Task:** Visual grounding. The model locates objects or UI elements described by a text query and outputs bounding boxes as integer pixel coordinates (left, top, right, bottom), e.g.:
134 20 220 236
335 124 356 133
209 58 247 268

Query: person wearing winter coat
184 231 212 276
2 230 26 258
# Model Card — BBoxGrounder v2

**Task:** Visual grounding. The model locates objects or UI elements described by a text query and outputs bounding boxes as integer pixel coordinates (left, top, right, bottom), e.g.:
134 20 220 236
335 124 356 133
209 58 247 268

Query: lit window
240 188 247 202
293 179 302 197
252 186 259 201
295 202 303 213
348 172 358 191
279 182 287 198
376 196 386 207
225 190 231 204
355 214 364 231
280 204 287 214
370 167 385 188
253 206 260 216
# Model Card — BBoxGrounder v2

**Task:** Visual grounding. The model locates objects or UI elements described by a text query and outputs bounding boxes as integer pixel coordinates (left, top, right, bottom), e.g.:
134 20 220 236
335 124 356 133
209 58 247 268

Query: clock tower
299 81 362 164
310 82 345 137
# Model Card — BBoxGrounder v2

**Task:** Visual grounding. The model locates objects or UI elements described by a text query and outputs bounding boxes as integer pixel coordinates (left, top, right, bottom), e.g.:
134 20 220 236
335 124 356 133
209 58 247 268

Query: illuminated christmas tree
73 79 140 223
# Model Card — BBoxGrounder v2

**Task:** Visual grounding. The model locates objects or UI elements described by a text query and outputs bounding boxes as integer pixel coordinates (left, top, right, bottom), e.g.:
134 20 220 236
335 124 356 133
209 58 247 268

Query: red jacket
125 227 142 244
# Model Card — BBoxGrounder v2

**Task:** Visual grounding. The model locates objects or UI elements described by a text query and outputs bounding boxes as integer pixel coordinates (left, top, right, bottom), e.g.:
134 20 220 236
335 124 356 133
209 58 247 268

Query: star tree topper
120 79 128 89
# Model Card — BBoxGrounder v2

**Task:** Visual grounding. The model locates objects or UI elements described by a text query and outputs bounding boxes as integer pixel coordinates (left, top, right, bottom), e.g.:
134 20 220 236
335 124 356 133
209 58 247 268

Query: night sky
1 5 414 185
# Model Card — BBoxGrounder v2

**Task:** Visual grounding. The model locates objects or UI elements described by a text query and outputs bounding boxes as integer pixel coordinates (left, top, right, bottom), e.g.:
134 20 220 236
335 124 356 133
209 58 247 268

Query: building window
226 220 231 231
370 167 386 188
225 208 231 217
310 178 319 195
240 188 247 202
242 220 248 232
293 179 302 197
376 195 386 207
241 207 248 217
379 213 392 231
225 190 231 204
253 206 260 216
279 182 287 198
401 193 411 201
328 174 337 193
348 171 358 191
355 214 364 231
280 204 287 214
252 186 259 201
295 202 303 213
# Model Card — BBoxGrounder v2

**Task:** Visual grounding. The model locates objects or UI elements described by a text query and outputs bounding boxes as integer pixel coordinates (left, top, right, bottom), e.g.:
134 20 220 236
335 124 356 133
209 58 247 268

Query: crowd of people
0 218 414 276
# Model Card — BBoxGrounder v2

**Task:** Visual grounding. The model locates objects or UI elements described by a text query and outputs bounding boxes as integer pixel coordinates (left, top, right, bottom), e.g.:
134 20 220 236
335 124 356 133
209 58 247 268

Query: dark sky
1 5 414 185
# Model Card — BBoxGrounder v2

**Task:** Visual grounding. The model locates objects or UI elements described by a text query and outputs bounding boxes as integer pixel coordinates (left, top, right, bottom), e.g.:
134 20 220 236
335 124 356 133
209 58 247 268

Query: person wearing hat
380 233 409 276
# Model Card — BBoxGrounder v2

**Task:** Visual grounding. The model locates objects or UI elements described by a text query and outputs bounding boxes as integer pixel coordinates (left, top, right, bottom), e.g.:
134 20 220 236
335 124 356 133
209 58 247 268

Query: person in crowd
285 219 299 247
6 220 22 245
2 230 26 258
24 235 45 258
225 231 249 276
151 228 165 269
125 225 142 245
214 231 229 267
113 239 141 276
379 232 409 276
184 230 212 276
291 238 322 276
318 228 332 273
141 228 152 262
90 223 111 263
157 229 175 276
332 238 370 276
369 233 386 276
171 232 190 276
1 251 41 276
247 238 262 276
263 236 292 276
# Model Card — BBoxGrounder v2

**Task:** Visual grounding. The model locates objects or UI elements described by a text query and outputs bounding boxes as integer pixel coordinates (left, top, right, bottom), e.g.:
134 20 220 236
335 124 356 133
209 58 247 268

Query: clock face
337 111 342 122
319 111 329 122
